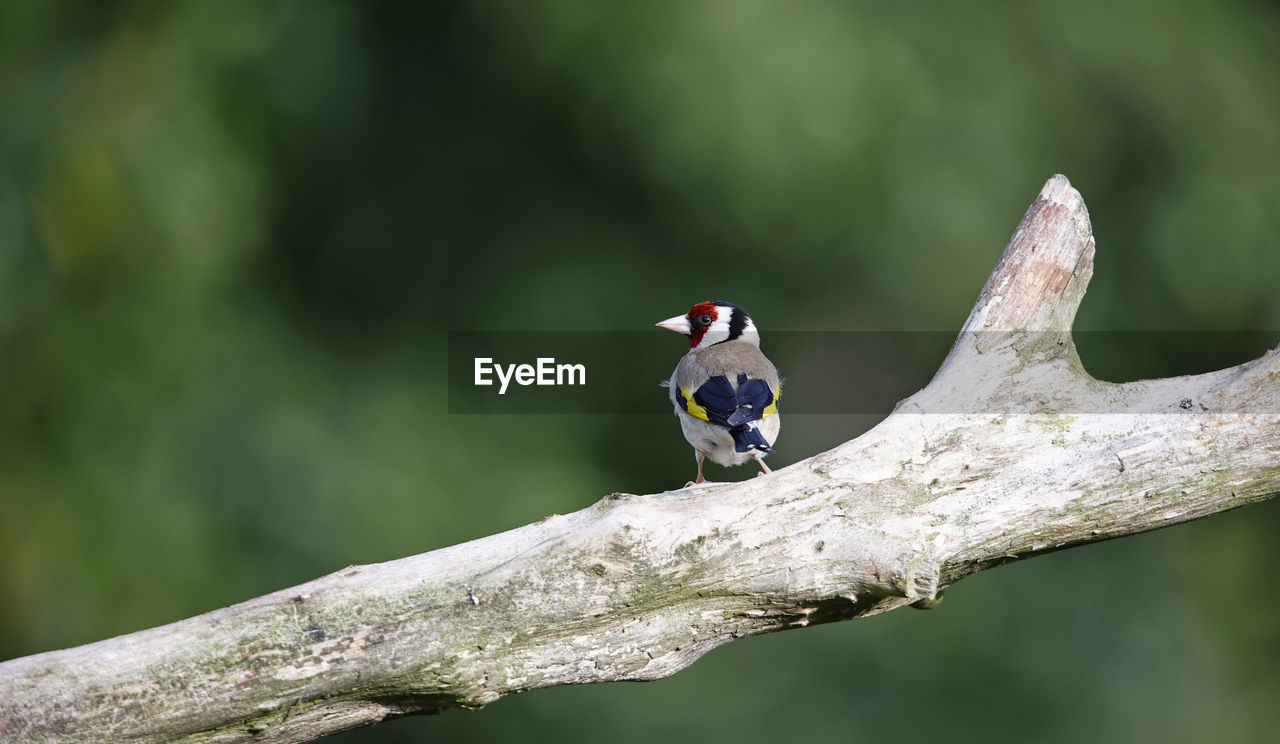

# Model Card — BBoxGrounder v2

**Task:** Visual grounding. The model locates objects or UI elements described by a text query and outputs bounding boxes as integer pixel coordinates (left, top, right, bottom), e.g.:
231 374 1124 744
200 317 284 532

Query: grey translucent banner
447 331 1278 414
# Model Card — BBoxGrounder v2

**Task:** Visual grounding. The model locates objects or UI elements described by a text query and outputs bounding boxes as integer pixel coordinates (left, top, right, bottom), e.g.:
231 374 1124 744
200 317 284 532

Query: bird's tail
731 423 775 454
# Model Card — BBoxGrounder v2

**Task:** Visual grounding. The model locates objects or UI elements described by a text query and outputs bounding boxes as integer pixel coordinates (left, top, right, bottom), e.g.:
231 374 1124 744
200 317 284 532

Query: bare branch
1 175 1277 744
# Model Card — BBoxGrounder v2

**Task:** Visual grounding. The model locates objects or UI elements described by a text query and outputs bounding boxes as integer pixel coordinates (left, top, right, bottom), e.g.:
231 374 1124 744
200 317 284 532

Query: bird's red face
682 302 720 349
656 301 723 349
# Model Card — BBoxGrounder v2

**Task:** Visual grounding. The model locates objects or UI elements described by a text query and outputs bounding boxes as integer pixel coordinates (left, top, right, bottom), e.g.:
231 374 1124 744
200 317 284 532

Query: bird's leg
685 451 709 487
753 452 772 477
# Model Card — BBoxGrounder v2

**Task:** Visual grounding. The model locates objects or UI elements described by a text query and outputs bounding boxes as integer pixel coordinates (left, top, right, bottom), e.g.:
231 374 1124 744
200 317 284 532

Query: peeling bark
1 175 1276 744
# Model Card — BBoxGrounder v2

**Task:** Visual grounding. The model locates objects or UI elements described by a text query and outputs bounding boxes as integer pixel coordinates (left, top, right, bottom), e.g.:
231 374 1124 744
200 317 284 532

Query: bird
656 301 781 485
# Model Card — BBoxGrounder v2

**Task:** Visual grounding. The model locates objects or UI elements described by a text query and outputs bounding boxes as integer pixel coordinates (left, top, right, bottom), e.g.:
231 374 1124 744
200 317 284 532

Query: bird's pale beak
655 314 692 335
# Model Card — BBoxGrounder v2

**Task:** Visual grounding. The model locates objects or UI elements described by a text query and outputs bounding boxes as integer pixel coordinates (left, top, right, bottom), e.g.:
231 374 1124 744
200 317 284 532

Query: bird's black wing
684 374 777 428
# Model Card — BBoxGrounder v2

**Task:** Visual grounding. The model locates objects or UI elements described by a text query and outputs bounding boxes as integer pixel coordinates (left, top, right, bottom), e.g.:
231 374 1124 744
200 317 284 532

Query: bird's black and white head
656 301 760 351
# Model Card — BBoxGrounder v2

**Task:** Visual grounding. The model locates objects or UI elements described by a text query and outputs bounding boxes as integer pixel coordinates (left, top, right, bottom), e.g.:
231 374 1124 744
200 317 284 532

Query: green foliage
1 1 1277 741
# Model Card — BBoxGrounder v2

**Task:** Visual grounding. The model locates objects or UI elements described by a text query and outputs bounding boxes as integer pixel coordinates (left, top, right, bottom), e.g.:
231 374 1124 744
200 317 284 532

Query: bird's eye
698 314 713 326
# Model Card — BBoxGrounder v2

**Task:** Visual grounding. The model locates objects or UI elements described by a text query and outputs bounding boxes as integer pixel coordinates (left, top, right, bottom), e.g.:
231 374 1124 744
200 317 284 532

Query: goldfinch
657 301 781 485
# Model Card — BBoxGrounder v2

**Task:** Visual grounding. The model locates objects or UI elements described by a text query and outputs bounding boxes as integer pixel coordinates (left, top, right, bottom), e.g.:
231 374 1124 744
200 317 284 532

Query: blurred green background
2 1 1279 742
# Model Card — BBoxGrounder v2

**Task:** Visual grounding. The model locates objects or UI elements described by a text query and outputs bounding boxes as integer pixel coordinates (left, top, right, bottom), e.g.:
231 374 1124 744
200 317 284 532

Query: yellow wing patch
679 388 710 422
762 386 780 417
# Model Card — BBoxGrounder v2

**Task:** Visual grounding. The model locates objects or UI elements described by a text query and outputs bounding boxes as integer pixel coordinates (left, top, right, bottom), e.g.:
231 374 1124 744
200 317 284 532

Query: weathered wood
1 175 1276 744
